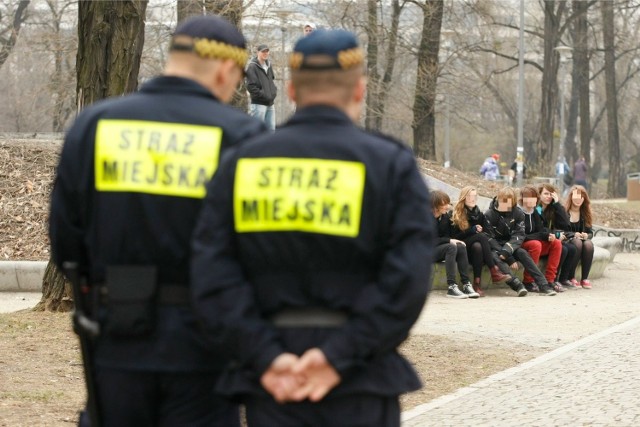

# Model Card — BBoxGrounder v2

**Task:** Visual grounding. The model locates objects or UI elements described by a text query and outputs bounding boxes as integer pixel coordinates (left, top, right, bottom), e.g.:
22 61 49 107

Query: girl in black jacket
431 190 479 299
537 183 580 291
451 186 510 297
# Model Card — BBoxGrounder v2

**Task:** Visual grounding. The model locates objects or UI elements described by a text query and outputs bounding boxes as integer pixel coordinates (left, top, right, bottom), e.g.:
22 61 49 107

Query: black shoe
447 284 469 299
524 282 539 293
508 279 528 297
538 283 557 296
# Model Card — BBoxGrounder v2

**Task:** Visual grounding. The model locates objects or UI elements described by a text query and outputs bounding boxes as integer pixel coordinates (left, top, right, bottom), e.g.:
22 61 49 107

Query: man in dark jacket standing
49 16 266 426
191 29 434 427
246 44 277 130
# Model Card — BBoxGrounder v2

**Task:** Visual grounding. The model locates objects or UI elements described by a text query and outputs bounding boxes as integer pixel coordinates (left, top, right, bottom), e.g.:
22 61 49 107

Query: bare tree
601 0 622 196
571 0 591 167
0 0 30 70
76 1 147 110
365 0 380 131
412 0 443 160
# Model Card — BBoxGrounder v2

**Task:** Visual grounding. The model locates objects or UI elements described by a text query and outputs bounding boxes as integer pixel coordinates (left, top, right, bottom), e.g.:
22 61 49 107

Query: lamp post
516 0 525 183
555 46 572 162
272 8 295 125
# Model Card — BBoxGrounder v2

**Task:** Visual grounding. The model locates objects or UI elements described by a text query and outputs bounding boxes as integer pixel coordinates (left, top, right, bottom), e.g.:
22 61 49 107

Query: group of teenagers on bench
431 183 595 298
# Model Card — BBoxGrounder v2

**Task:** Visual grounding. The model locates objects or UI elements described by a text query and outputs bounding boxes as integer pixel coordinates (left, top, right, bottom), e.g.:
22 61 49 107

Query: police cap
170 15 248 69
289 29 364 71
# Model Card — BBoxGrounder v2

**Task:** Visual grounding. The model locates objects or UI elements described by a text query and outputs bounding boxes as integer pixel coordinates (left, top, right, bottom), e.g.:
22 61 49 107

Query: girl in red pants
518 186 562 296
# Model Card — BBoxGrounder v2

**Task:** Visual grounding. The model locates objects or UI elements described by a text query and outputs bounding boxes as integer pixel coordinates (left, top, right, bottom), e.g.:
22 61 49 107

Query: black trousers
513 247 547 286
433 242 471 284
79 367 240 427
244 394 400 427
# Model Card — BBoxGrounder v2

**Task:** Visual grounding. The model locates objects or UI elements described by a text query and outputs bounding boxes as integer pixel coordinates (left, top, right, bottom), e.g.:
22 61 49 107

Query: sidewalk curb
0 261 48 292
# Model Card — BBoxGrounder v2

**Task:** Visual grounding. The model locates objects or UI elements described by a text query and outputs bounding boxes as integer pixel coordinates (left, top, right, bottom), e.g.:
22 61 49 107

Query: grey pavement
403 314 640 426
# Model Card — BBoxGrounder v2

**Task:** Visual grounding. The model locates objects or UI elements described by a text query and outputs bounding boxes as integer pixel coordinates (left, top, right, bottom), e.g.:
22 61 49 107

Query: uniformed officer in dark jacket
191 29 435 427
49 16 266 427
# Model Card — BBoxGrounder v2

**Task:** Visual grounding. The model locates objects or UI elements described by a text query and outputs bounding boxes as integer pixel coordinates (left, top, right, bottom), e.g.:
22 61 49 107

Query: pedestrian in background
480 153 500 180
49 16 266 426
191 29 435 427
573 156 589 188
246 44 277 130
303 22 316 36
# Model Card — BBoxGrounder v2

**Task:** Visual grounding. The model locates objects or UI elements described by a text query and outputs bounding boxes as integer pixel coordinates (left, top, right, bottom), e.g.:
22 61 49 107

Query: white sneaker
462 282 480 299
447 284 469 299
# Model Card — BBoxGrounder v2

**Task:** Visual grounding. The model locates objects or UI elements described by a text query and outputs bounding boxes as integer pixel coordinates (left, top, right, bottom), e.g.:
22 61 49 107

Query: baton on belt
64 262 101 427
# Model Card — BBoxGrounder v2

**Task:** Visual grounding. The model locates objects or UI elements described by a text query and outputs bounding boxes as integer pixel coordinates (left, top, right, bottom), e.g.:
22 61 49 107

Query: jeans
249 103 276 131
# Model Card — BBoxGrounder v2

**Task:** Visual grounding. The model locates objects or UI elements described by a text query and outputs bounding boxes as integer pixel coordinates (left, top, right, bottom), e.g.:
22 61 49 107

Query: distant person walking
480 154 500 180
573 156 588 188
246 44 277 130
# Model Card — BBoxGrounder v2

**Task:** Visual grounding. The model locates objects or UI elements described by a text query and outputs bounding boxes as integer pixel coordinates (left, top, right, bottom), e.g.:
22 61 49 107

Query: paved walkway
402 315 640 426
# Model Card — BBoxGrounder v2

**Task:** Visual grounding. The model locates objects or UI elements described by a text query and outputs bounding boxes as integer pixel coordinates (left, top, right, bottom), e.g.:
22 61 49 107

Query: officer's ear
287 80 297 103
212 59 242 103
353 75 366 104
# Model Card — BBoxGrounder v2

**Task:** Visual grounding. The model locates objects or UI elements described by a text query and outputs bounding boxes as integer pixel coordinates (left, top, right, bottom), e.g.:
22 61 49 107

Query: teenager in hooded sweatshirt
483 187 529 297
451 186 510 297
517 186 561 296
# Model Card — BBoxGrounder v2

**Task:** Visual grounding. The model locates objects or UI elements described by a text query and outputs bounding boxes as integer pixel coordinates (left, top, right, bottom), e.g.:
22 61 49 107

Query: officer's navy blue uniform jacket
191 105 435 397
49 76 266 371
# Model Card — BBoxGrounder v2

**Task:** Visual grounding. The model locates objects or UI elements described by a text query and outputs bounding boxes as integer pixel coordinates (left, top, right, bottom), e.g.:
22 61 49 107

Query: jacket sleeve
551 202 571 231
319 148 435 376
49 112 95 271
503 210 525 261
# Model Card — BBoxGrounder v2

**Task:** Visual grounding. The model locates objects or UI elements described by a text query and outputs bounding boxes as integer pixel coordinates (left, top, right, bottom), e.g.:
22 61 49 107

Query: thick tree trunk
573 0 591 168
535 1 566 174
33 260 73 312
412 0 443 161
76 1 147 110
601 1 622 196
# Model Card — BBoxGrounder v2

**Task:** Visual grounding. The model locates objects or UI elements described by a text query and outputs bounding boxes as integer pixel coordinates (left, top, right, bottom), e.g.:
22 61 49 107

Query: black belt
99 284 190 306
269 308 348 328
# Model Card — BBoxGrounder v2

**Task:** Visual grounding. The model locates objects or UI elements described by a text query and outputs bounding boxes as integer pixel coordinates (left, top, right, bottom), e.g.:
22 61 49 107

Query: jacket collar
140 76 220 102
286 105 353 126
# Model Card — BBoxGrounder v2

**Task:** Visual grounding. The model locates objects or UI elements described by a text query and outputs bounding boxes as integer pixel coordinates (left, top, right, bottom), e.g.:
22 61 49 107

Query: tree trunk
412 0 443 161
601 1 622 196
76 1 148 110
573 0 591 168
0 1 30 70
365 0 380 131
534 1 567 174
375 0 402 131
33 260 73 312
38 1 147 312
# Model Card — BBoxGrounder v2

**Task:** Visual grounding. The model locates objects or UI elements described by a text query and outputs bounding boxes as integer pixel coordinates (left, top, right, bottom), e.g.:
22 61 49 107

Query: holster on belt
104 265 157 338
